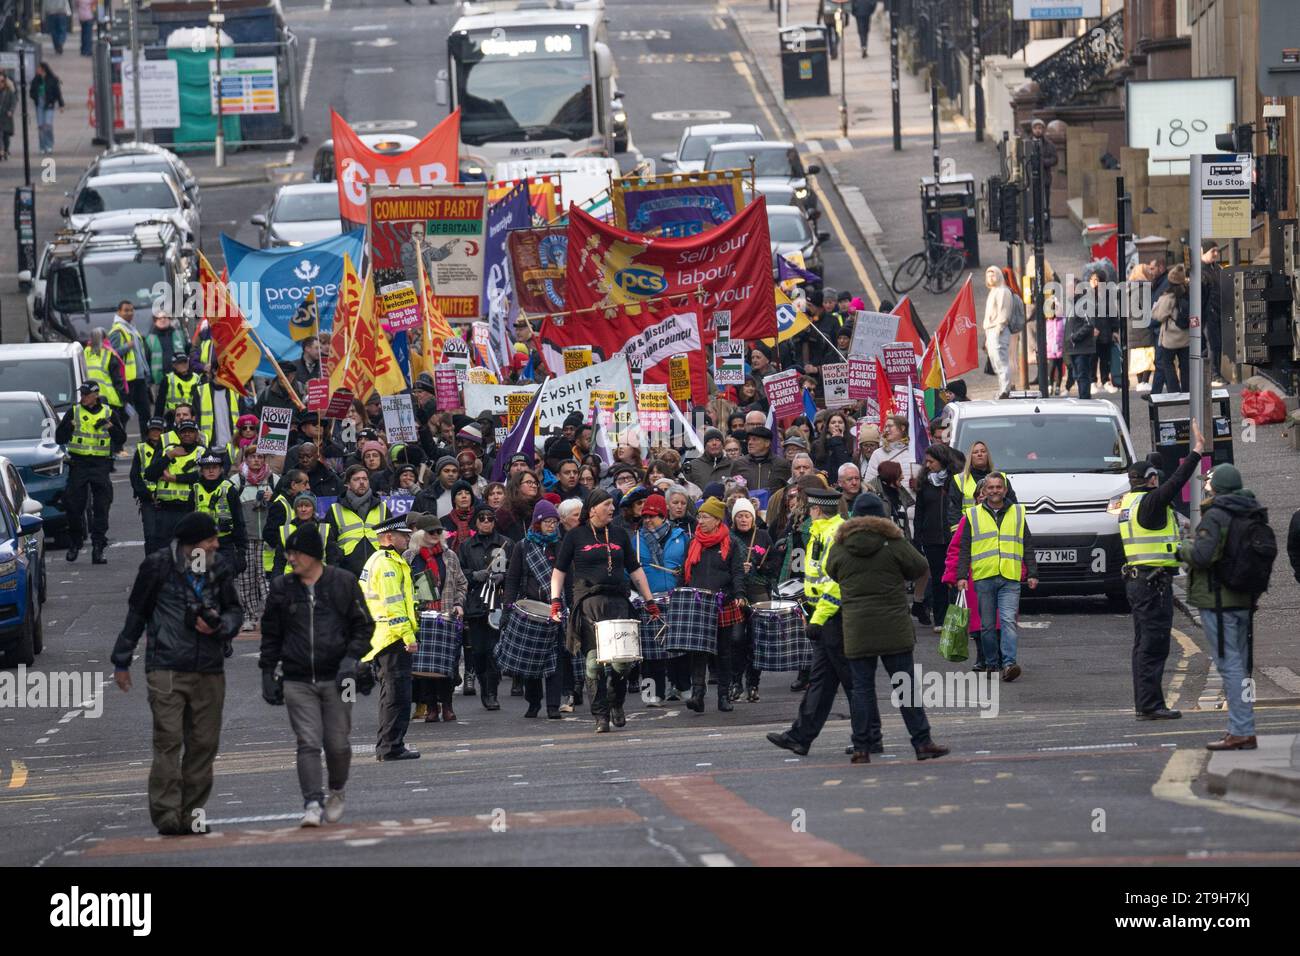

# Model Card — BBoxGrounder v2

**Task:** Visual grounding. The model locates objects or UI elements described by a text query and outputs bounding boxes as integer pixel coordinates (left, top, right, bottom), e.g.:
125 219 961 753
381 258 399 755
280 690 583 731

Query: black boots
686 684 706 713
480 672 500 710
717 687 734 712
91 546 106 565
66 541 81 562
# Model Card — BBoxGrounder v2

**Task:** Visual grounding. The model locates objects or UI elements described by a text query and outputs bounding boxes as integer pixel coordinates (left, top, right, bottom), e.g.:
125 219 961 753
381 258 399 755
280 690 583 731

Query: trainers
644 695 664 708
1136 381 1152 394
323 790 345 824
558 695 574 714
301 801 323 827
1103 383 1118 394
595 715 610 733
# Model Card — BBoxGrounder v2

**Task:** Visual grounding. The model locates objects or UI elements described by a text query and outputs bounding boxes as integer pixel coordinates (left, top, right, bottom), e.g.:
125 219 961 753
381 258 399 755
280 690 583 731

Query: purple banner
618 182 744 238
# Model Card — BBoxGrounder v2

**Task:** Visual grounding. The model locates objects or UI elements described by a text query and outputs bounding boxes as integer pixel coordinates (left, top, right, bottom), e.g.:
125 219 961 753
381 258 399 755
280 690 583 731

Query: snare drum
633 592 677 661
595 619 642 664
751 600 813 671
664 586 720 655
494 600 559 679
776 578 806 600
414 611 462 678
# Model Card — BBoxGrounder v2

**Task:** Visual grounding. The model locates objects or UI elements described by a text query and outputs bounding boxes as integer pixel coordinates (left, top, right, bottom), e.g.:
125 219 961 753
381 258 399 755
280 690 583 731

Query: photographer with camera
55 381 126 564
111 512 243 836
260 526 375 827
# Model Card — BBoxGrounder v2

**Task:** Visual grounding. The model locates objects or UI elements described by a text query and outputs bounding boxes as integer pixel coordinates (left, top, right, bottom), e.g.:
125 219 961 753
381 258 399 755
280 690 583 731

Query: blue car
0 468 45 667
0 391 68 540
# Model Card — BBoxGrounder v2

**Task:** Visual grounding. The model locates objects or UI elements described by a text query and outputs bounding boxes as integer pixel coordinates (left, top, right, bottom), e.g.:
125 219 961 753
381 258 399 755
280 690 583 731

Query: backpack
1173 295 1191 331
1213 508 1277 597
1008 293 1026 334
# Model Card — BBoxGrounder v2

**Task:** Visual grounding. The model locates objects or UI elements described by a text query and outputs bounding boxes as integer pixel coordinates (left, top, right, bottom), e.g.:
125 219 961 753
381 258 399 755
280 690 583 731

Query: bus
437 0 616 179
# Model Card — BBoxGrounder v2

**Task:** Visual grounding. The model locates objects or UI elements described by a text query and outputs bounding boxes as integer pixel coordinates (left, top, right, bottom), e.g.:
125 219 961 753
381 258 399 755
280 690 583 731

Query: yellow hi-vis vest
360 547 417 661
83 348 121 407
69 404 112 457
194 480 236 537
1118 490 1179 568
262 495 292 572
951 472 978 530
278 520 332 573
805 513 844 625
331 500 390 556
154 444 205 503
136 441 159 493
108 319 144 381
198 383 239 449
164 372 201 413
967 503 1026 581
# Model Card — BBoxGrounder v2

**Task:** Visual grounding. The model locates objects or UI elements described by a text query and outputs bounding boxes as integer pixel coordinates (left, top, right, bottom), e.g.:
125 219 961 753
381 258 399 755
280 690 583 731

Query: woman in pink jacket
942 490 1022 672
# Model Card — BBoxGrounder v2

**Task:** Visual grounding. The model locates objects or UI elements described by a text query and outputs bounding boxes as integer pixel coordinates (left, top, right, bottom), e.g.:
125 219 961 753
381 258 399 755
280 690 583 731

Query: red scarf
684 524 731 584
447 510 472 551
419 543 444 611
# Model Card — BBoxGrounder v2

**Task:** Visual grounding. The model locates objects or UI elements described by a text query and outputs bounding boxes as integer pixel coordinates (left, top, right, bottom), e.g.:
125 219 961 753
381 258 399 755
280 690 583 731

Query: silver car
707 140 820 214
660 122 763 174
65 172 199 242
767 203 828 279
252 183 344 248
77 144 200 216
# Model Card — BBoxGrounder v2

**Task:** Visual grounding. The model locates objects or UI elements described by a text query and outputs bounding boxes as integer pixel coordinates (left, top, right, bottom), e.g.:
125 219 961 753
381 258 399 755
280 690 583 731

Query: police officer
196 371 240 463
1121 419 1204 720
146 420 206 545
82 328 128 457
156 352 202 421
107 299 152 440
191 454 248 575
360 516 420 762
56 382 125 564
130 417 167 554
273 492 340 575
767 486 857 756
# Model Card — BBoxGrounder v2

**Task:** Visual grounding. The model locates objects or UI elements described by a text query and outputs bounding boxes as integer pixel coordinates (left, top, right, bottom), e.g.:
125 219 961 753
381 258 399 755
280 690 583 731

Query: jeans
974 578 1020 667
1126 571 1173 714
80 18 94 55
849 652 932 752
36 106 55 152
374 643 413 757
1205 315 1222 381
986 327 1012 395
853 11 870 50
145 670 225 835
283 678 353 805
46 13 69 52
1200 608 1254 736
1157 345 1188 393
1070 353 1095 399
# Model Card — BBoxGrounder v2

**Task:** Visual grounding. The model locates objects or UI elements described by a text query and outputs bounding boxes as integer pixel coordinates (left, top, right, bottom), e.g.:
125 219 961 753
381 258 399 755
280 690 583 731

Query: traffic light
998 183 1020 243
1215 123 1254 154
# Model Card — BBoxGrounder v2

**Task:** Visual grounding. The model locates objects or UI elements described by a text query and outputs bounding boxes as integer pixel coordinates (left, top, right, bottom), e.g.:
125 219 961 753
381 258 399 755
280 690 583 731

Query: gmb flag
222 230 365 377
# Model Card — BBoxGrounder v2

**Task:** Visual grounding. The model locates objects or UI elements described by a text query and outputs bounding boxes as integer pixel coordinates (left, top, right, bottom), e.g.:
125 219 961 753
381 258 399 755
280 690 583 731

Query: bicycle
891 235 967 296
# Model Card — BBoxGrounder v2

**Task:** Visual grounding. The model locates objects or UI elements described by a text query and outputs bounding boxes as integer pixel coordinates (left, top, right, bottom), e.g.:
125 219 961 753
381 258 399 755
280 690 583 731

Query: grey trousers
283 678 353 805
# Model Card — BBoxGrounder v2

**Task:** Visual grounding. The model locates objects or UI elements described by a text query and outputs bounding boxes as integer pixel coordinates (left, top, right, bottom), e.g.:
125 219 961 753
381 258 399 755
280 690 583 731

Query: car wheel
10 614 36 667
38 554 47 604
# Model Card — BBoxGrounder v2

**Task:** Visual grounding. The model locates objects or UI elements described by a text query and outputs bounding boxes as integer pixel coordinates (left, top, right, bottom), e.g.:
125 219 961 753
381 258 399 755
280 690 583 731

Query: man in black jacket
260 526 374 827
111 512 243 836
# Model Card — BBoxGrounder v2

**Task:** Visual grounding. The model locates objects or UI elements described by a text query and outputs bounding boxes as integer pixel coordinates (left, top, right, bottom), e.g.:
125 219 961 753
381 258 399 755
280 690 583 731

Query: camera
185 596 224 634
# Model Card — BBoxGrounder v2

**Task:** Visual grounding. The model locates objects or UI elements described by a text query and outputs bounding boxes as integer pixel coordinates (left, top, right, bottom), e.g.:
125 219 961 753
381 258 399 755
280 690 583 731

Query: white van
0 342 90 416
947 398 1136 606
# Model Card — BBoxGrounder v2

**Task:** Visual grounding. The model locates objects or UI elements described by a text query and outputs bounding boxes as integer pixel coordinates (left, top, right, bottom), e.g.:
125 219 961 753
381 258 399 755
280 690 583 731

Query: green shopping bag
938 590 970 662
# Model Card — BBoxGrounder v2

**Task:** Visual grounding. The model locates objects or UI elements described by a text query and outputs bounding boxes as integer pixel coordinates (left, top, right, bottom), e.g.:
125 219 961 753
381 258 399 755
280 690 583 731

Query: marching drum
663 587 720 655
494 599 559 679
751 600 814 672
633 592 677 661
776 578 806 600
414 611 462 678
595 619 642 664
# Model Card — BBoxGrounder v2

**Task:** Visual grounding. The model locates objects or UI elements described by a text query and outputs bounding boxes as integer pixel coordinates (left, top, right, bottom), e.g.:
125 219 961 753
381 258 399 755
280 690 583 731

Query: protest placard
881 341 918 388
324 387 354 420
434 365 461 411
714 338 746 386
563 346 593 373
669 354 692 402
379 281 421 333
847 357 874 401
257 406 293 456
381 393 420 442
636 383 670 434
306 378 330 412
764 368 803 421
848 310 900 361
506 390 534 428
822 362 850 407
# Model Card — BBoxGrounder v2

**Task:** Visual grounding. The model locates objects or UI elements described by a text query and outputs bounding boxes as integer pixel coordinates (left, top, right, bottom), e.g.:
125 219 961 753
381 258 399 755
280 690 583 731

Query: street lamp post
210 8 225 168
890 0 900 151
838 7 847 139
128 0 143 142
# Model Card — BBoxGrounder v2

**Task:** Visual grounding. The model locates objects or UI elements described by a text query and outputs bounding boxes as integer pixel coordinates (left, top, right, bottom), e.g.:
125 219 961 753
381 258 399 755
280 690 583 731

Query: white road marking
700 852 734 866
299 36 317 112
805 140 824 155
58 711 81 723
351 24 387 31
835 137 852 152
1037 742 1137 752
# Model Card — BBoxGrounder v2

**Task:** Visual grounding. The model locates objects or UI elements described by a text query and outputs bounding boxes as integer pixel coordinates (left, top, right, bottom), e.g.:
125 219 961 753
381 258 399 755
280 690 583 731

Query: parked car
0 343 88 416
76 143 200 217
947 398 1137 606
705 140 819 214
20 223 193 344
251 183 344 248
0 454 45 667
0 391 67 542
312 133 421 183
767 203 828 279
660 122 763 173
64 172 199 242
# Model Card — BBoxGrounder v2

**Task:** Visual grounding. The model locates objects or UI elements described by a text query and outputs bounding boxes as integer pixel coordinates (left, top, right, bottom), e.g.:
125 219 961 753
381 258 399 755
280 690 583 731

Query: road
3 0 1300 869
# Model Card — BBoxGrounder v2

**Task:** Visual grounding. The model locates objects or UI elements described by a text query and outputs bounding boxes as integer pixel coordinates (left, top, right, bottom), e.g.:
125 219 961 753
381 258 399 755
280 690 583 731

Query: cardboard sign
471 322 494 368
822 362 850 407
847 357 875 401
433 365 461 411
881 341 918 387
324 387 354 420
381 393 420 443
257 406 293 456
848 310 901 361
714 338 746 386
636 383 671 434
463 355 633 436
442 338 471 385
563 346 593 373
466 367 497 385
668 354 692 402
506 390 534 428
306 378 330 412
764 368 803 421
379 280 421 333
590 388 637 446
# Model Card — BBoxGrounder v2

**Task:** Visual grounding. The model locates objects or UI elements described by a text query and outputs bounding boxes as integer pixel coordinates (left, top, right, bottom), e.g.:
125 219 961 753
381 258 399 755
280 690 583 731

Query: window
73 180 178 215
273 191 341 223
954 414 1131 474
0 399 49 441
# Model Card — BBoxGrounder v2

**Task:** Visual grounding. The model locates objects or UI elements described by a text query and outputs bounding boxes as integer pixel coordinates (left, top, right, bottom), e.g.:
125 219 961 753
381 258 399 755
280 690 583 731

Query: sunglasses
239 425 256 432
477 515 496 522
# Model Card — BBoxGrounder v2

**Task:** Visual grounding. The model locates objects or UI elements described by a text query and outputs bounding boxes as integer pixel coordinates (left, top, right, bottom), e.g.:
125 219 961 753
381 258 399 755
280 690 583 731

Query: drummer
730 497 773 704
550 488 660 734
636 493 690 705
460 504 512 711
405 514 467 724
503 499 567 719
678 497 746 714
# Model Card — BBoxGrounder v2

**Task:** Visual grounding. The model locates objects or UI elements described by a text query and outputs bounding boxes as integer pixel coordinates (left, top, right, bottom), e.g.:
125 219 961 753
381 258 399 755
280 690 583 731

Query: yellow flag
761 286 811 347
328 254 365 398
371 279 409 397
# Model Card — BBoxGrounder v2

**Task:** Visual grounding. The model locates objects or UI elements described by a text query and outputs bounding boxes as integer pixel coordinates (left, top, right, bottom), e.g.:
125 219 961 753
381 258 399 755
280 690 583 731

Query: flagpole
246 327 307 411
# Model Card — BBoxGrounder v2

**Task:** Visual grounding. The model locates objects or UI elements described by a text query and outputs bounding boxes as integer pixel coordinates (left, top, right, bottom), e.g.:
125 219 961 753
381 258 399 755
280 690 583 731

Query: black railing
897 0 1031 62
1026 9 1125 107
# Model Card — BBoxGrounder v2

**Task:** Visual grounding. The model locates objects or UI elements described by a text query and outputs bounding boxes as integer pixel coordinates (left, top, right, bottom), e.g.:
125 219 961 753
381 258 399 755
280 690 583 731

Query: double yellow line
0 760 28 789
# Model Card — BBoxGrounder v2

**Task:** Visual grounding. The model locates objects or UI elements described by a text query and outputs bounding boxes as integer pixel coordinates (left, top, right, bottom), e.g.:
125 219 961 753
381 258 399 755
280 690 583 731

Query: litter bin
920 174 980 268
779 25 830 99
1143 389 1233 518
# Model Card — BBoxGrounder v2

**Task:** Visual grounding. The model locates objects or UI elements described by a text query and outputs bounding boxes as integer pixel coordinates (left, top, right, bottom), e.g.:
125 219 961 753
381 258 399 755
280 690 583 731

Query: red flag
330 109 460 225
875 357 895 428
934 276 979 378
890 296 927 355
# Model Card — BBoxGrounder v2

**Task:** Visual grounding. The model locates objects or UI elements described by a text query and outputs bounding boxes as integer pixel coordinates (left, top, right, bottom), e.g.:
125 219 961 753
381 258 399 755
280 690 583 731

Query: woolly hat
361 440 385 458
285 525 324 561
457 423 484 446
435 455 459 474
642 493 668 518
702 427 725 444
175 512 218 546
702 481 726 501
531 499 560 526
293 492 318 509
1208 463 1243 494
852 492 887 518
732 497 756 519
697 497 727 522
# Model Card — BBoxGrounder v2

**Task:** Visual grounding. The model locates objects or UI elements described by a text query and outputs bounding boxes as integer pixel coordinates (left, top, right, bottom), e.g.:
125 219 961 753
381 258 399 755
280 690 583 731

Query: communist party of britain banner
564 195 775 341
368 184 488 323
331 110 460 226
537 299 711 406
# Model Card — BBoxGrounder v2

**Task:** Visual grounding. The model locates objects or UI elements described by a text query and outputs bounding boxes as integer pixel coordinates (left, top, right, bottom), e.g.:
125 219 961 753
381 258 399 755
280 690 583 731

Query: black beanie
285 525 325 561
175 512 218 546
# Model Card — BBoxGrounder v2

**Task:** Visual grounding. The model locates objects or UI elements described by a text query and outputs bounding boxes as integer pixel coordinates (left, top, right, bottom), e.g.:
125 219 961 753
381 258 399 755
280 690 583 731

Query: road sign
1199 153 1253 239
